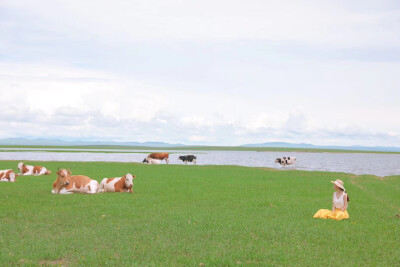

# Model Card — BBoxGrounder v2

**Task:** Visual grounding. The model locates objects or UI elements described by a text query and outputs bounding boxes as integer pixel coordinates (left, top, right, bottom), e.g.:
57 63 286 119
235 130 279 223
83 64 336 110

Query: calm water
0 149 399 177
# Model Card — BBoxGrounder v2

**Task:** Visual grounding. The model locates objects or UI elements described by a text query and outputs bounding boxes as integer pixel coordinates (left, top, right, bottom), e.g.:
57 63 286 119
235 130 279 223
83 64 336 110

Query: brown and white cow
142 153 169 164
0 169 17 182
18 162 51 176
99 173 135 193
51 169 99 194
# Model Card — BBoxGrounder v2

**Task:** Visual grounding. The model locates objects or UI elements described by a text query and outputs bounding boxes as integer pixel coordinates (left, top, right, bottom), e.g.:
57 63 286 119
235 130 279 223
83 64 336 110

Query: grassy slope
1 145 400 154
0 161 399 266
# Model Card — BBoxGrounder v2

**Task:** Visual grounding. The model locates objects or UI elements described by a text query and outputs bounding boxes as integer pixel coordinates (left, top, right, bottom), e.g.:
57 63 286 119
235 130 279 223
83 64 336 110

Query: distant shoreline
1 145 400 154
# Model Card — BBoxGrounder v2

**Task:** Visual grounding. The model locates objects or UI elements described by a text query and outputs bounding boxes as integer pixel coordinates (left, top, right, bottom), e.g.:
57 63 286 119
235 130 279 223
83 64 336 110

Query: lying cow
178 155 197 164
99 173 135 193
143 153 169 164
0 169 17 182
275 157 296 167
52 168 99 194
18 162 51 176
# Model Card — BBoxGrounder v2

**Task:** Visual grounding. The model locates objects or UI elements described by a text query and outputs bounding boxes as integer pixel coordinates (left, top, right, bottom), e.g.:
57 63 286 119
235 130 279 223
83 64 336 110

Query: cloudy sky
1 0 400 146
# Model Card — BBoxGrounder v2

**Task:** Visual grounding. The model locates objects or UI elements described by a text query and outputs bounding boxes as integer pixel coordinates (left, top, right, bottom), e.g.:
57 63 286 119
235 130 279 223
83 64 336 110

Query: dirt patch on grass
38 258 71 266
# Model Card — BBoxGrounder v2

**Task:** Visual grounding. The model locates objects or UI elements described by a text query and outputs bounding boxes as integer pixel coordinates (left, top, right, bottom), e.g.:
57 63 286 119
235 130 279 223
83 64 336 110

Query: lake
0 149 399 176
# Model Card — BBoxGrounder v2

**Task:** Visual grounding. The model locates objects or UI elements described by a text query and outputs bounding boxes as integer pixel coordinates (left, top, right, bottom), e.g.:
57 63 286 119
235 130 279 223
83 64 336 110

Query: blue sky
1 0 400 146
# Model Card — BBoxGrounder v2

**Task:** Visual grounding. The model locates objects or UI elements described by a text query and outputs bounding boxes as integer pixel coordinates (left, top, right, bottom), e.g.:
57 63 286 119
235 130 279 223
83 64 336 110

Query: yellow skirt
313 209 349 221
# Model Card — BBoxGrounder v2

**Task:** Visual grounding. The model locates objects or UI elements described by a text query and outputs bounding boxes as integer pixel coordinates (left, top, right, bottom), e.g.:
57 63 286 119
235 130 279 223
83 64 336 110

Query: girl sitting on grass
313 179 349 220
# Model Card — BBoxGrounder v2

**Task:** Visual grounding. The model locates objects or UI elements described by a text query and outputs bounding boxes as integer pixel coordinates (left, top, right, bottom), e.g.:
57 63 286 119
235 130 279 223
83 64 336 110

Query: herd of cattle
0 154 297 193
142 153 197 164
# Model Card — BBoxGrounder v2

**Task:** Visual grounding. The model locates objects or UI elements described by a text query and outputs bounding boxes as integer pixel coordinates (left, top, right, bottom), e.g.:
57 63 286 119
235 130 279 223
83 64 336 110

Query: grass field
2 145 400 154
1 161 399 266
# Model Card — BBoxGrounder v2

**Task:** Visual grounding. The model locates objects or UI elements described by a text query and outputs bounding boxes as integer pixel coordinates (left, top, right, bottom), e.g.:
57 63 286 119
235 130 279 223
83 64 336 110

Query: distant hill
241 142 400 152
1 138 399 152
0 138 186 147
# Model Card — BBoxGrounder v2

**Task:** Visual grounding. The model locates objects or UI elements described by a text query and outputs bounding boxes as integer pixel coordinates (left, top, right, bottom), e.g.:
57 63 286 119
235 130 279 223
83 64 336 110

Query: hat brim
331 180 345 190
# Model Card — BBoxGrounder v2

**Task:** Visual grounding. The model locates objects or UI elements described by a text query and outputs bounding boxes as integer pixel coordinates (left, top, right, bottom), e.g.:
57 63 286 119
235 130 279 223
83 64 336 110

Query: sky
1 0 400 146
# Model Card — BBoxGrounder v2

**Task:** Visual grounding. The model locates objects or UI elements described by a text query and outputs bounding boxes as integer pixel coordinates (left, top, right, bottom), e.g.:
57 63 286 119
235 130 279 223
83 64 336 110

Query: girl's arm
342 193 348 211
332 197 335 212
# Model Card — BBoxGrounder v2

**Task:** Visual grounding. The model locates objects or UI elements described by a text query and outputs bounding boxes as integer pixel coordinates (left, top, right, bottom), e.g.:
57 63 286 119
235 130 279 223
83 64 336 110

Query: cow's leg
194 159 197 165
185 161 188 164
166 158 169 164
59 188 73 194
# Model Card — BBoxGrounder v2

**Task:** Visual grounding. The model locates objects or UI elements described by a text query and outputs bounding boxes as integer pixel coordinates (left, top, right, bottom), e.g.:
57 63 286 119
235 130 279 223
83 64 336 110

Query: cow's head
54 168 71 191
142 158 148 163
179 156 185 161
17 162 24 170
123 173 135 188
275 158 281 164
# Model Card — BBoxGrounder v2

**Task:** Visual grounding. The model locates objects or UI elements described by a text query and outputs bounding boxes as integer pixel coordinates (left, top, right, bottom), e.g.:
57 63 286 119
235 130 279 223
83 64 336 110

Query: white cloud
1 1 400 146
1 58 399 146
2 0 400 47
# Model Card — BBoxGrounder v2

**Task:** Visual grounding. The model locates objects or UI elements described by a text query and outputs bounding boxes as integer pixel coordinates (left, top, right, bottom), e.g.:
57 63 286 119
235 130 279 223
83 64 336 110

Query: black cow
178 155 197 165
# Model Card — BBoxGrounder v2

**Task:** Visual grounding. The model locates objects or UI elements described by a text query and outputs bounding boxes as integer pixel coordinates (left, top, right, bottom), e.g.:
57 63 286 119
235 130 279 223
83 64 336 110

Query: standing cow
178 155 197 165
275 157 296 168
18 162 51 176
142 153 169 164
52 169 99 194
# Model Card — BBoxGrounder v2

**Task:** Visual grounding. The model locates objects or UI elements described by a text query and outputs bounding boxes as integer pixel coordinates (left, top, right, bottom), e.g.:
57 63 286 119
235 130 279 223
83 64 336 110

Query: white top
333 192 346 209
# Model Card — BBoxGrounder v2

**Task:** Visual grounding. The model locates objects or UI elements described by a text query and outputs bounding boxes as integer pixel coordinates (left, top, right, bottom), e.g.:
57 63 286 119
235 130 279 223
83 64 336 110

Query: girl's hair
339 187 350 202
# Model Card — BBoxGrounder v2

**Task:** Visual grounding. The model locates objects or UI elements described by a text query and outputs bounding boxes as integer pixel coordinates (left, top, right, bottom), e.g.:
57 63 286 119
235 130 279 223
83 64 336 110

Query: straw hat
331 179 345 191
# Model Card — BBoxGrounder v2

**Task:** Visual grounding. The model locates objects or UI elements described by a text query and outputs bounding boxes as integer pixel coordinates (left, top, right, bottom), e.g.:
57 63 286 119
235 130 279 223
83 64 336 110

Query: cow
142 153 169 164
18 162 51 176
51 168 99 194
178 155 197 165
0 169 17 182
275 157 296 167
99 173 135 193
142 157 161 164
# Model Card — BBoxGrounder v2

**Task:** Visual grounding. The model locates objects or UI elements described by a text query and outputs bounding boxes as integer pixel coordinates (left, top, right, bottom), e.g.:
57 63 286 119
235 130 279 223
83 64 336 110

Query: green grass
0 161 399 266
2 145 400 154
